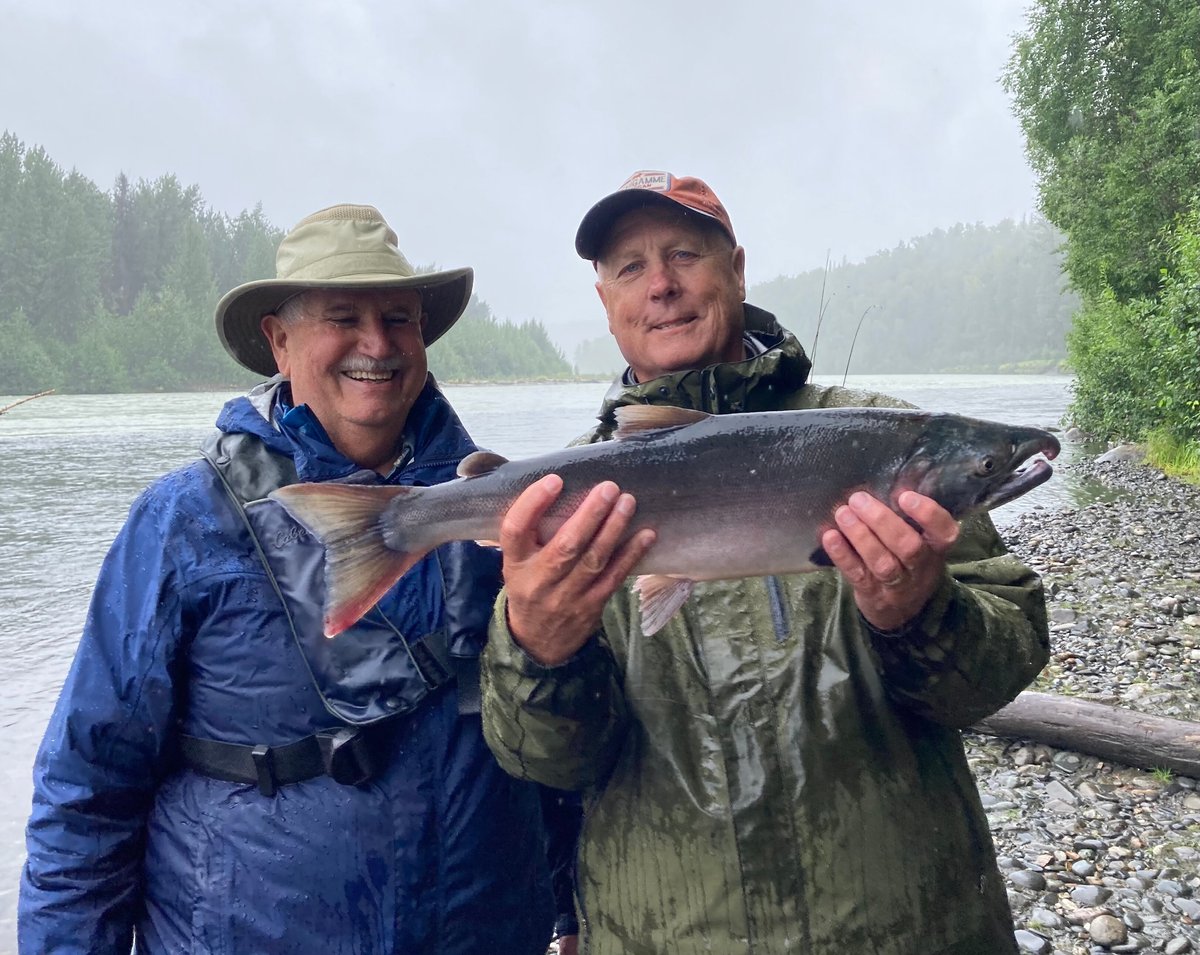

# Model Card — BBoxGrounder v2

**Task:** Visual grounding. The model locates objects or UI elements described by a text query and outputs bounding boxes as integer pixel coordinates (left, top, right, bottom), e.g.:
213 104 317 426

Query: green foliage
1145 429 1200 483
1006 0 1200 447
68 310 131 393
0 133 573 393
1065 288 1155 437
0 308 64 395
1152 214 1200 443
428 297 572 381
1067 207 1200 445
1005 0 1200 302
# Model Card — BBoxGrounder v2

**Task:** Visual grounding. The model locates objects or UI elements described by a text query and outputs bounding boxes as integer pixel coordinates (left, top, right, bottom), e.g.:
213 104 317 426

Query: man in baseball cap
572 170 748 385
481 171 1051 954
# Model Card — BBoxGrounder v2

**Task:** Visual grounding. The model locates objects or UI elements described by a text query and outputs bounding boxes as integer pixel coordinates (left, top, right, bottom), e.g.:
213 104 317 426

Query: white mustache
338 356 404 374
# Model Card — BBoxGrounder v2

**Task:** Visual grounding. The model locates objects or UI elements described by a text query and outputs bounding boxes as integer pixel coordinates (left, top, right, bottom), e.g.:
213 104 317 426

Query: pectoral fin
634 574 696 635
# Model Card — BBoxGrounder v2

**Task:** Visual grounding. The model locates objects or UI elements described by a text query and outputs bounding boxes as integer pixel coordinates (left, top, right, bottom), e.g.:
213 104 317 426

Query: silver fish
270 405 1060 636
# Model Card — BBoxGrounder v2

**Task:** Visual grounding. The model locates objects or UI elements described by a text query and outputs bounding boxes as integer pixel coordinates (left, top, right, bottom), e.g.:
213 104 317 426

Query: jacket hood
593 304 812 437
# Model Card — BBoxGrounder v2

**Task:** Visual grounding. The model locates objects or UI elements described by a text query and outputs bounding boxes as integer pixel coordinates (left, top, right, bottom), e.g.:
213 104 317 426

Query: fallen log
971 690 1200 778
0 389 55 416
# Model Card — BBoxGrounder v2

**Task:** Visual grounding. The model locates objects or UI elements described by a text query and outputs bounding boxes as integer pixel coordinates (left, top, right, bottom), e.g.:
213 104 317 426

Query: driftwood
0 389 55 416
972 690 1200 778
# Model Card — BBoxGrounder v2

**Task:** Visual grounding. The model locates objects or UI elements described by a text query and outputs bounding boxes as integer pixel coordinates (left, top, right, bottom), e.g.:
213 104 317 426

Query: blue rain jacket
19 380 555 954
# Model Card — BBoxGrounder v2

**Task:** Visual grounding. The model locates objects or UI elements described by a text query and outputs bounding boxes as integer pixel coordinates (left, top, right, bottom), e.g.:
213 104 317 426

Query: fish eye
977 455 996 476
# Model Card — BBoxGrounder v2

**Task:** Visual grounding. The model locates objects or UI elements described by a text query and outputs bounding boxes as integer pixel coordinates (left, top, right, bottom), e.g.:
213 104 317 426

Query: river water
0 374 1081 945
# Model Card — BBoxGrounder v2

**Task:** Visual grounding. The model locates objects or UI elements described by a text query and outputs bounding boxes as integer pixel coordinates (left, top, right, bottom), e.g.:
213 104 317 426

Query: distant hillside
574 218 1077 376
0 132 570 395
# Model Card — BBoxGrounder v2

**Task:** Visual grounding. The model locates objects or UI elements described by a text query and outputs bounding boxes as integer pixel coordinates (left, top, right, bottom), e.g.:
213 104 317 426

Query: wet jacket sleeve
864 512 1051 727
481 598 630 791
19 491 182 955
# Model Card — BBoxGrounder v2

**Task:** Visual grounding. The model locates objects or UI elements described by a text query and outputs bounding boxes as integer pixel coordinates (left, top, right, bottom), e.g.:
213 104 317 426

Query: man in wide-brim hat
214 202 474 472
20 203 572 954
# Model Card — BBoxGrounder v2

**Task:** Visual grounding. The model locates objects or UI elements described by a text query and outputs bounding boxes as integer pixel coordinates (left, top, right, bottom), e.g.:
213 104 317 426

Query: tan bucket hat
215 203 473 377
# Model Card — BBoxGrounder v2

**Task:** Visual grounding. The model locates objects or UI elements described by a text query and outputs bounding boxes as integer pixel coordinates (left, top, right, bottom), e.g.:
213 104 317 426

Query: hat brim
214 267 474 377
575 190 725 261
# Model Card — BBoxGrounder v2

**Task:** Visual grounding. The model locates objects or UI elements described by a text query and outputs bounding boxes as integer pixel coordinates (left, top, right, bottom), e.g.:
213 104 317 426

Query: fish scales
271 406 1060 636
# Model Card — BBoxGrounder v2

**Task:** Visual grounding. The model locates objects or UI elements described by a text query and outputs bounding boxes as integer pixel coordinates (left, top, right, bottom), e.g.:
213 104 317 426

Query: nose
646 259 680 302
357 313 393 357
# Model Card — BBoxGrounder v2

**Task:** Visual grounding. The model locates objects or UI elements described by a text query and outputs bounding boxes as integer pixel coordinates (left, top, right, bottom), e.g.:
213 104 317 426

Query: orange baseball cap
575 170 736 260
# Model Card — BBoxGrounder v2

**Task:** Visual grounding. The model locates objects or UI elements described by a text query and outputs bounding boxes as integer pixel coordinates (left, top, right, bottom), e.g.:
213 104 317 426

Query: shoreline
974 458 1200 954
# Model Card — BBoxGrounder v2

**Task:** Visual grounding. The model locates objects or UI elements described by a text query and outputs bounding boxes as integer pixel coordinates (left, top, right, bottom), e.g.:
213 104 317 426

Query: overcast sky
1 0 1039 352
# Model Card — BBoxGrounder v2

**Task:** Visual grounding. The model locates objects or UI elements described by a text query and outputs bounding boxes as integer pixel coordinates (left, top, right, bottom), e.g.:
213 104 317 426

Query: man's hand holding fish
500 476 655 666
822 488 963 632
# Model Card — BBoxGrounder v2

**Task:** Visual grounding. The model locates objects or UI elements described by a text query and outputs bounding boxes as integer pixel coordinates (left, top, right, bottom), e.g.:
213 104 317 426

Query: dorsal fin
613 405 711 440
457 450 509 478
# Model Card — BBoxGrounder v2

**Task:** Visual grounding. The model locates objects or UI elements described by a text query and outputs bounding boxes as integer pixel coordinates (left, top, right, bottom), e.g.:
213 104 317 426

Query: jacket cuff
498 598 604 674
862 572 955 646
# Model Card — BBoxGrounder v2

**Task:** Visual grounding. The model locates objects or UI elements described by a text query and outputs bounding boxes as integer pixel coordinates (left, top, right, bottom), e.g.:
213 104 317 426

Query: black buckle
251 744 277 797
317 727 377 786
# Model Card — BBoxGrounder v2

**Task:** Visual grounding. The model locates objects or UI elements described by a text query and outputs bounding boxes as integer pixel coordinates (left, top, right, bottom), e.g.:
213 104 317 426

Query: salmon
270 405 1060 636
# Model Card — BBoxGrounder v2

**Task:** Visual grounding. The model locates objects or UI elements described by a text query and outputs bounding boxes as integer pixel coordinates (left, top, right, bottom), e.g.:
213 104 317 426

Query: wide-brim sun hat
215 203 473 377
575 170 737 261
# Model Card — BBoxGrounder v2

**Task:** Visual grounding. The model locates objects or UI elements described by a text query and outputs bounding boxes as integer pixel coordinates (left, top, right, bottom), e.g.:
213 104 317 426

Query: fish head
895 414 1061 518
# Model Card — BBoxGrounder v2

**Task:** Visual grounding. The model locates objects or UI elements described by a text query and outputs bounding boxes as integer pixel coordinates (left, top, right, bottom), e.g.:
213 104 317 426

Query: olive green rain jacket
481 306 1050 955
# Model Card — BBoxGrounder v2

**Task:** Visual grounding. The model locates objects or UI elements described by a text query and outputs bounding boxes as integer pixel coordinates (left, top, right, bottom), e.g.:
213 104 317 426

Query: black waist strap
179 724 386 797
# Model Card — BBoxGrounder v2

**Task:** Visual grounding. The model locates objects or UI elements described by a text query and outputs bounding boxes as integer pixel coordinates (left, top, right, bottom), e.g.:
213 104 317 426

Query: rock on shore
978 458 1200 954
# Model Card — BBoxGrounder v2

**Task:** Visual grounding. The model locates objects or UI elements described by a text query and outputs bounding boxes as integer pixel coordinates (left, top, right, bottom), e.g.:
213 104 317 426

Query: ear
732 246 747 301
260 313 292 377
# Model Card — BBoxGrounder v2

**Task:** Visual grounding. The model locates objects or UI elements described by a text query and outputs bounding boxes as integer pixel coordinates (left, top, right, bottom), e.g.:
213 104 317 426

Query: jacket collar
214 375 478 484
593 304 812 437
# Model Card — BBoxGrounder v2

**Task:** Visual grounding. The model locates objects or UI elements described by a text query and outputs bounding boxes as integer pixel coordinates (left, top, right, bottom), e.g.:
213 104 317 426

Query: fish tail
270 483 429 637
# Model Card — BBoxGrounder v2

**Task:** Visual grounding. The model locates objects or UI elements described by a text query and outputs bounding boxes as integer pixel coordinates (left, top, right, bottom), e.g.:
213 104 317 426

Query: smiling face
595 204 747 383
260 287 428 471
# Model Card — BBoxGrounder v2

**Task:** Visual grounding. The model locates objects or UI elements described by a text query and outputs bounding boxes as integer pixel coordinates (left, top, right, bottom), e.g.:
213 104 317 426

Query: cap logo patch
620 171 672 193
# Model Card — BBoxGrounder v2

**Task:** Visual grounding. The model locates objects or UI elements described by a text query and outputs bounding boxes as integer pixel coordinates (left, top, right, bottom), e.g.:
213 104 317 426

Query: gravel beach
974 456 1200 955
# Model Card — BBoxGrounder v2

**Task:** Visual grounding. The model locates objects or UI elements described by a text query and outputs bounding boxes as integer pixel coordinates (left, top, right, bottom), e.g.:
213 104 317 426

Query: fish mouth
979 434 1061 511
982 457 1054 510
